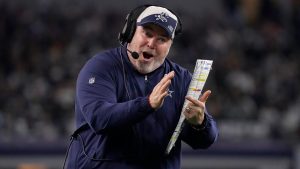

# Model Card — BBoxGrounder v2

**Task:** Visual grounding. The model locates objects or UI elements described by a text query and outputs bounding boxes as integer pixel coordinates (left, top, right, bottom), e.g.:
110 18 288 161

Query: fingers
184 105 205 125
185 105 201 113
186 90 211 105
199 90 211 102
186 97 198 106
184 90 211 125
184 109 192 118
153 71 174 94
149 71 175 109
158 71 175 87
152 71 174 91
186 90 211 103
186 96 203 107
160 79 171 93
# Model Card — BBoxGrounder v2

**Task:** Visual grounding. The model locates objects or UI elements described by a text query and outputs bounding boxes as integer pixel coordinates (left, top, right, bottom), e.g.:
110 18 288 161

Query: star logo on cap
155 12 169 22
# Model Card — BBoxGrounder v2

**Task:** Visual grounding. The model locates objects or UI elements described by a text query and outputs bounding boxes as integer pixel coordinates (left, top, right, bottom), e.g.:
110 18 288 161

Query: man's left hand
184 90 211 125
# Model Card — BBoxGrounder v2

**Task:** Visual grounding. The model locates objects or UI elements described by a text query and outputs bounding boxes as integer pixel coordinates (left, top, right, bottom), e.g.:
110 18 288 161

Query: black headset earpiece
118 4 183 45
118 5 151 45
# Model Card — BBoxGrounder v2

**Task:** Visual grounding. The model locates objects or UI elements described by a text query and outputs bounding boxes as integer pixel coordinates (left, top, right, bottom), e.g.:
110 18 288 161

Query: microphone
126 48 139 59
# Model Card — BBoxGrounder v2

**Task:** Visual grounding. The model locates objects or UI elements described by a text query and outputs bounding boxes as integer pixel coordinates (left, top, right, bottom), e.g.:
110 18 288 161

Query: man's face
127 23 173 74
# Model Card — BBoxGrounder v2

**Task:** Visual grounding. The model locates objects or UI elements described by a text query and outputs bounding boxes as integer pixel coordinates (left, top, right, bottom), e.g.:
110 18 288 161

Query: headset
118 4 183 45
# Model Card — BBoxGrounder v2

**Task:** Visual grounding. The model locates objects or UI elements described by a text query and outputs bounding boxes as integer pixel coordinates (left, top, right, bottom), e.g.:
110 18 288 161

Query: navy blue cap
136 6 178 39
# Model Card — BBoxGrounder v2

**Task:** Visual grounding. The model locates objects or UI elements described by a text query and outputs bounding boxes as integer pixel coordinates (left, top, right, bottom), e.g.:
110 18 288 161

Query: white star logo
167 89 174 98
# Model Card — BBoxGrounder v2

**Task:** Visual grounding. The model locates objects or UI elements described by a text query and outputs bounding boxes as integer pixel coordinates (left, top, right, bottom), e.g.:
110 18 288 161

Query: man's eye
145 31 153 38
158 37 167 43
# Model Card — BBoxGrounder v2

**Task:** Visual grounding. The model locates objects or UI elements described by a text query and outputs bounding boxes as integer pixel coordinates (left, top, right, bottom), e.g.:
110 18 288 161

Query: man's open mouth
142 52 154 60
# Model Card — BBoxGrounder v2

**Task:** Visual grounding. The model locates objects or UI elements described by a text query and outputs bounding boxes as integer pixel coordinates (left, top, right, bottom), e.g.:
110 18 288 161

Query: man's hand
149 71 175 110
184 90 211 125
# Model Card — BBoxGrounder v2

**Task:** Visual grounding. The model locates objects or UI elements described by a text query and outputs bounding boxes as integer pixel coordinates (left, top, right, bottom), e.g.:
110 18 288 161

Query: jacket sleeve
181 111 218 149
76 56 154 133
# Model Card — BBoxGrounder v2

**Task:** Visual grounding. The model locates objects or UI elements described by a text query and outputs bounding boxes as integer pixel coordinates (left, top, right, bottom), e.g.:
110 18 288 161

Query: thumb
199 90 211 102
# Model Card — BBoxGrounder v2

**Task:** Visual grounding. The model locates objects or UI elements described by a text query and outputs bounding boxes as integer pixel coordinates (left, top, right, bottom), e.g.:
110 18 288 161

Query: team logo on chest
167 89 174 98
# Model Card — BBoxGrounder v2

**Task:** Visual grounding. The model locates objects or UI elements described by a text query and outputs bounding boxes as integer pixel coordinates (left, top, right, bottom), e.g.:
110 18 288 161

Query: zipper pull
145 75 148 81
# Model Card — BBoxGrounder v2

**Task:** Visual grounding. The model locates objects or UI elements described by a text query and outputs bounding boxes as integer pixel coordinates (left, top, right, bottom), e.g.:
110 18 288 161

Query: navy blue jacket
66 45 218 169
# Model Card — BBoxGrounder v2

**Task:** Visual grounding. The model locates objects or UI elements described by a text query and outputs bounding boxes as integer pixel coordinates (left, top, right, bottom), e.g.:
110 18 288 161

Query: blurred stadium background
0 0 300 168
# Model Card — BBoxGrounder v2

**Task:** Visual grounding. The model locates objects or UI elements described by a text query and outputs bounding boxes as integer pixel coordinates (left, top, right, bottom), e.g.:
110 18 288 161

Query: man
65 5 218 169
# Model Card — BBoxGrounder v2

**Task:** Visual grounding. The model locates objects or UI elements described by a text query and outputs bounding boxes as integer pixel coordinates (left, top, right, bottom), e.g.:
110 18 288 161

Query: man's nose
147 38 155 49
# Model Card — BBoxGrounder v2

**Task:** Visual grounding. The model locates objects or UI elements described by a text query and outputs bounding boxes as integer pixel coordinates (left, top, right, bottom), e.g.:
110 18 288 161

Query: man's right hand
148 71 175 110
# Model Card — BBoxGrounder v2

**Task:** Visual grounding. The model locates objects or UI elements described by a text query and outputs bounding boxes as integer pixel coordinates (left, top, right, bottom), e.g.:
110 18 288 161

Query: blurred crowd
0 0 300 144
